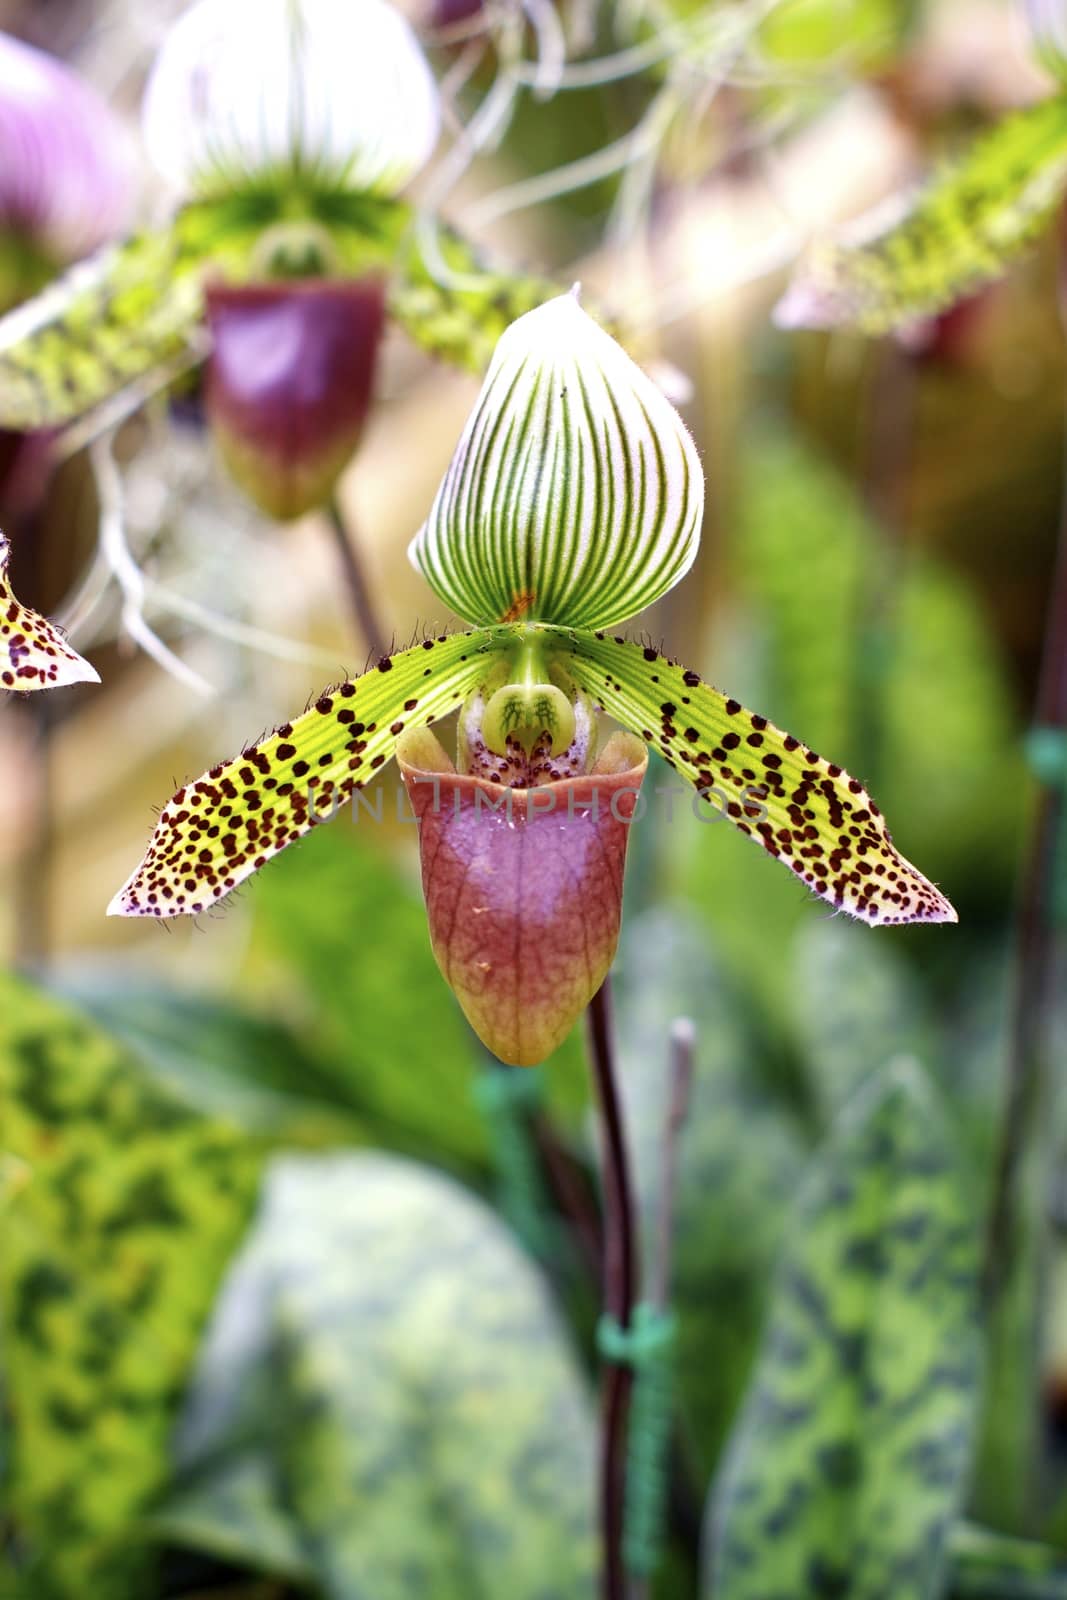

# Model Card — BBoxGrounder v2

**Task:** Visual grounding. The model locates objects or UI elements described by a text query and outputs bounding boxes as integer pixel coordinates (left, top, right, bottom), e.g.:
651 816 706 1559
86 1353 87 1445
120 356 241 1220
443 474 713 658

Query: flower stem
326 496 389 663
983 208 1067 1310
983 534 1067 1313
587 975 637 1600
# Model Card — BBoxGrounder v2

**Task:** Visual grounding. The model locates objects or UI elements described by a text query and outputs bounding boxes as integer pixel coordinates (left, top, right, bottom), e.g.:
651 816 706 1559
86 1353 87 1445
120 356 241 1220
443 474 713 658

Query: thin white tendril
522 0 567 99
461 107 670 229
509 32 678 89
90 430 216 697
416 11 528 292
148 589 340 668
87 432 338 675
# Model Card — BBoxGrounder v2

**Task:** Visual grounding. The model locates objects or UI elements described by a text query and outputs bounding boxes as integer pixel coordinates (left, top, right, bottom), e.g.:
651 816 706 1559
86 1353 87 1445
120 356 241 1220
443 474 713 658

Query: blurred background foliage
0 0 1065 1595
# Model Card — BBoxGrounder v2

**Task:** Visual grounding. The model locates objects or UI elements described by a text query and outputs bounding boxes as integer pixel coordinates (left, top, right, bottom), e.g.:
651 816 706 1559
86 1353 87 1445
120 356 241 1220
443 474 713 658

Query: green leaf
0 200 255 431
704 1059 982 1600
730 426 1023 898
549 625 957 926
0 532 99 692
50 970 365 1140
389 221 558 373
108 626 507 918
948 1522 1067 1598
876 557 1025 892
0 972 261 1596
790 917 932 1121
251 823 487 1167
730 427 867 760
409 293 703 629
161 1152 598 1598
614 908 806 1475
776 94 1067 333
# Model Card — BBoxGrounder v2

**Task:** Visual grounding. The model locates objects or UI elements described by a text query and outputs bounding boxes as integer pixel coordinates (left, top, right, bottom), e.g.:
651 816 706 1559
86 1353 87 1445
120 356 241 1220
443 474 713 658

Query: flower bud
398 724 648 1065
0 32 131 296
409 291 704 629
142 0 441 199
204 276 386 520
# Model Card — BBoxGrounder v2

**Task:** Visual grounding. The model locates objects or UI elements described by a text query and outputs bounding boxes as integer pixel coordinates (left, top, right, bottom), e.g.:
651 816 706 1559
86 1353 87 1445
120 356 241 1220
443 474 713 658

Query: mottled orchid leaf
0 199 256 431
410 294 703 629
0 971 261 1596
791 917 931 1121
948 1522 1067 1595
704 1060 982 1600
548 626 956 926
614 907 805 1475
0 531 98 690
389 221 560 373
161 1152 597 1598
776 94 1067 333
109 627 507 917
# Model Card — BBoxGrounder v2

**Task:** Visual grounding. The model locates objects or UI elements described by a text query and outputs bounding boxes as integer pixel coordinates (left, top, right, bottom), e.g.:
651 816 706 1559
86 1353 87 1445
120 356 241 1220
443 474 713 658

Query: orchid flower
0 0 553 519
109 293 955 1064
0 30 132 308
0 532 98 691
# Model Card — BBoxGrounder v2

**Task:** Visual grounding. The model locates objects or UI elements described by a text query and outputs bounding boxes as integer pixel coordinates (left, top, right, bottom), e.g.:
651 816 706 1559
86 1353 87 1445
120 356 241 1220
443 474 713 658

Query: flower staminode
109 296 955 1065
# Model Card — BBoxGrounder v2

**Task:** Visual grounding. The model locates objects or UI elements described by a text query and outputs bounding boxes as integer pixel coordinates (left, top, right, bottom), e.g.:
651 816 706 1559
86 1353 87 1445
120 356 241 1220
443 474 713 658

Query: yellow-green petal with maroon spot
545 626 957 928
0 532 99 691
108 627 509 918
0 199 259 432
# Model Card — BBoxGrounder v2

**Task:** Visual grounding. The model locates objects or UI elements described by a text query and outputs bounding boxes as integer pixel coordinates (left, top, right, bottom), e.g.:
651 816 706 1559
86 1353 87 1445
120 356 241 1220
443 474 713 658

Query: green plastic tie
472 1064 544 1115
472 1066 552 1256
1025 727 1067 926
1025 726 1067 788
597 1304 677 1578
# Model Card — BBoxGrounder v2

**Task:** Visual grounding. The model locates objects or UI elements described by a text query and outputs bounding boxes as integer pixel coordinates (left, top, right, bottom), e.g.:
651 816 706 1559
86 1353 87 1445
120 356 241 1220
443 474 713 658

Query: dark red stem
587 976 637 1600
983 205 1067 1304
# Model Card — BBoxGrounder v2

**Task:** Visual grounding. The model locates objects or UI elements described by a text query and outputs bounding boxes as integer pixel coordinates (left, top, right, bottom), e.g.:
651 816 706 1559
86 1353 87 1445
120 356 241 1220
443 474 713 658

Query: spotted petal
108 629 506 917
775 95 1067 335
0 202 257 432
546 627 956 927
409 293 704 630
0 532 99 691
389 223 559 374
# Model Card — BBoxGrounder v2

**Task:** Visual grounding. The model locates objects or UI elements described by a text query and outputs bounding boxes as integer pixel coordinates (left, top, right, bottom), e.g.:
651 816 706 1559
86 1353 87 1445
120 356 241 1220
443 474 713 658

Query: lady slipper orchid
0 533 99 691
108 294 956 1066
0 0 551 521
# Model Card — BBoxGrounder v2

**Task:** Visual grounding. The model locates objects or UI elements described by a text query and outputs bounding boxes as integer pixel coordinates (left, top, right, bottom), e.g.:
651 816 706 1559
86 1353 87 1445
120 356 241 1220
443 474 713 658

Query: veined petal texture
142 0 440 199
409 293 704 629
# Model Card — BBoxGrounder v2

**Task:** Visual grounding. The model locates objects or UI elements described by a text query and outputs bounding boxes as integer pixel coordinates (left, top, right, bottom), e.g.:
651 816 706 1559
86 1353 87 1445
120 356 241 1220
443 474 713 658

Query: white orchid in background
0 0 555 523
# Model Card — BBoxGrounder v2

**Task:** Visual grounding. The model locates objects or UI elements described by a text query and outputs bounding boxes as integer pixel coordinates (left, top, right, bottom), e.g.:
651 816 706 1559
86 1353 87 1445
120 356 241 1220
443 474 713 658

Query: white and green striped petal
408 293 704 630
542 626 956 928
108 629 504 917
